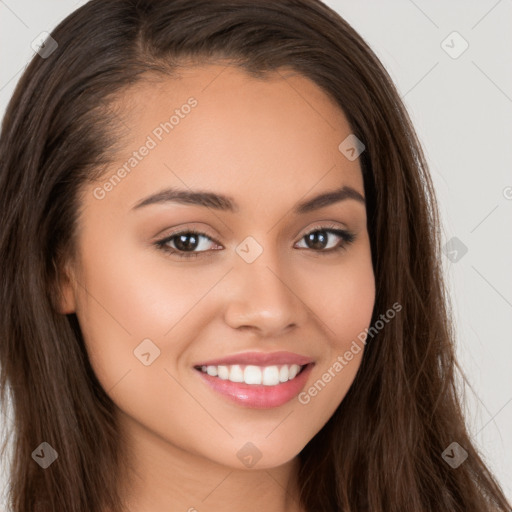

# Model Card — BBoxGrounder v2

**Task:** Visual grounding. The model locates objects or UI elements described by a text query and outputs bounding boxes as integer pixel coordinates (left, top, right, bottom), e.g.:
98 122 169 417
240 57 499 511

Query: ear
53 257 78 315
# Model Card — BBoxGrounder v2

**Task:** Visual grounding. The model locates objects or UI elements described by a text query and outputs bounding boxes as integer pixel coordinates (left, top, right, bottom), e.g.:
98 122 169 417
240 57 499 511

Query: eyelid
298 221 348 238
154 224 219 243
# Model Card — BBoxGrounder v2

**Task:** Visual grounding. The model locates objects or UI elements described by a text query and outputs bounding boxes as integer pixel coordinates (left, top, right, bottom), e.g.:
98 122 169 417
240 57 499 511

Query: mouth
193 359 315 409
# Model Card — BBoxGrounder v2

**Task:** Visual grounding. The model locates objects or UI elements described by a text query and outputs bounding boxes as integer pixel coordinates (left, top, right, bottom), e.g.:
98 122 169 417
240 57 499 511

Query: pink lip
196 363 314 409
194 351 313 367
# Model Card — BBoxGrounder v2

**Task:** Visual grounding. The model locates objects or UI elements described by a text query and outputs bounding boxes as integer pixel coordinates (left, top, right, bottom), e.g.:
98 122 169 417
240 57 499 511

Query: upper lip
194 351 314 367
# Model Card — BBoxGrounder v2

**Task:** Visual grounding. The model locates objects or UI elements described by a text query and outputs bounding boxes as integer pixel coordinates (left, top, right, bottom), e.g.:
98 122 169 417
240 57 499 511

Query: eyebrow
132 184 365 213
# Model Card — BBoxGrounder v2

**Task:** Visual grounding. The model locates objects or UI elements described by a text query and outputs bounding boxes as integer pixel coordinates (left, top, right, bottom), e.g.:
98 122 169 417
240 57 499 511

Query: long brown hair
0 1 510 511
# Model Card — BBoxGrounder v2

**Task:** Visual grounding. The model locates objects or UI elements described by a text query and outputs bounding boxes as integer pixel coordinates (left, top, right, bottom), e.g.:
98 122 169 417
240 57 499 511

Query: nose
222 246 309 337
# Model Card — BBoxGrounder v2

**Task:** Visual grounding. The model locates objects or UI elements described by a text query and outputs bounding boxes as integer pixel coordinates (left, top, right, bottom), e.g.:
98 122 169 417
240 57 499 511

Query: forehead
86 63 364 215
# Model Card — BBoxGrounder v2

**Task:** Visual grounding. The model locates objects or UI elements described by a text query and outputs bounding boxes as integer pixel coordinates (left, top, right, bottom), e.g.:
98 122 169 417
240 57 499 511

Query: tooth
288 364 300 379
217 365 229 380
244 365 262 385
229 364 244 382
206 365 218 377
279 365 289 383
201 363 305 385
262 366 280 386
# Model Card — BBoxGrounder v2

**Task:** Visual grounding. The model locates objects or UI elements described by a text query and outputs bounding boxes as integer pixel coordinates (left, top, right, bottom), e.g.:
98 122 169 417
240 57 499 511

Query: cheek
73 240 213 387
305 242 376 351
295 245 375 413
328 263 376 349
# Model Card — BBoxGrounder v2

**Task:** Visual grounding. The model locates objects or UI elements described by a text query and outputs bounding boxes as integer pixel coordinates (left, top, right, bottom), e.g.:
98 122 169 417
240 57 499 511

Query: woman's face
60 64 375 471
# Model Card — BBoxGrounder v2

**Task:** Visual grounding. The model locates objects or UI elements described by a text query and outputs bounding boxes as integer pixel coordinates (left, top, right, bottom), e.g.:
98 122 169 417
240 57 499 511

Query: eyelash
154 224 356 260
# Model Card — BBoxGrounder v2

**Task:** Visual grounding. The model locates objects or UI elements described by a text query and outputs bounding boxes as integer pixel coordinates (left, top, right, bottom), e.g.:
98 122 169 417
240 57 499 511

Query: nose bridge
223 236 306 334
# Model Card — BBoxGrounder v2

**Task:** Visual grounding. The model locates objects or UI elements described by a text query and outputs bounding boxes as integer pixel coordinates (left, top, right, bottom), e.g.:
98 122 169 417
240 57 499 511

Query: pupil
175 234 198 251
307 231 327 250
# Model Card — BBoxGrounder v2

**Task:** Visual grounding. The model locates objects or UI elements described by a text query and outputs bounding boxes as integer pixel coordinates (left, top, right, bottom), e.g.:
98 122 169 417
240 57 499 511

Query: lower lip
196 364 314 409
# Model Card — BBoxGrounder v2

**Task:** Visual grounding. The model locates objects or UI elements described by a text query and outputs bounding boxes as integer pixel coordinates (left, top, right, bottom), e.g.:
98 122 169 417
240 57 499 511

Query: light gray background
0 0 511 507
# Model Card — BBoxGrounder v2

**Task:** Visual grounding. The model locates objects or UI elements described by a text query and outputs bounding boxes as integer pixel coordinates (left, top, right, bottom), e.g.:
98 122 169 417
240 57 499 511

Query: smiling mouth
194 363 309 386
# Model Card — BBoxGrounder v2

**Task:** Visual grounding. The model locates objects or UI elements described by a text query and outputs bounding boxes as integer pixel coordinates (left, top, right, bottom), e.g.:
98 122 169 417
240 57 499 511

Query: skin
58 63 376 512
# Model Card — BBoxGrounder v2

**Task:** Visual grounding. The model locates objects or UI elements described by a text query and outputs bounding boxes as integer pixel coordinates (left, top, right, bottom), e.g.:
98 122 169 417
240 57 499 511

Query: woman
0 1 510 511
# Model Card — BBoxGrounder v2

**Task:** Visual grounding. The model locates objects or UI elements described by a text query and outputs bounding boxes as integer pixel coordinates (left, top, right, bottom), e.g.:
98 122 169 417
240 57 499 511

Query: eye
154 223 356 260
295 223 356 253
155 228 220 259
